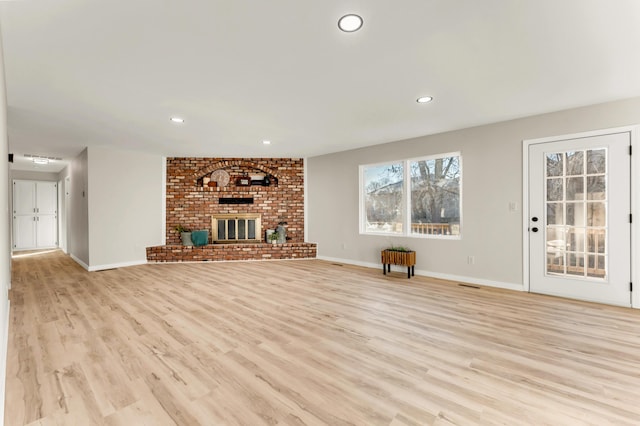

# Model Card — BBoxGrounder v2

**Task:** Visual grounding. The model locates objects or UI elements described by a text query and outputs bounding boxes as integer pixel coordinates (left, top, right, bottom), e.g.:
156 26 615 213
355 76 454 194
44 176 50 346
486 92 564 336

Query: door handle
531 217 539 222
531 227 539 232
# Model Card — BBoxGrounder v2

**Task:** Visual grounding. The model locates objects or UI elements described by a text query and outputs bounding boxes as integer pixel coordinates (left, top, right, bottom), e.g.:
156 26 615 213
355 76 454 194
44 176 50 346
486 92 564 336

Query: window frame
359 152 462 239
359 159 406 236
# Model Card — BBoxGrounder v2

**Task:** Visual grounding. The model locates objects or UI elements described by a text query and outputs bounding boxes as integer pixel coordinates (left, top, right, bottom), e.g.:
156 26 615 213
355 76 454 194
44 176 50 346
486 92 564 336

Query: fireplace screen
211 214 262 243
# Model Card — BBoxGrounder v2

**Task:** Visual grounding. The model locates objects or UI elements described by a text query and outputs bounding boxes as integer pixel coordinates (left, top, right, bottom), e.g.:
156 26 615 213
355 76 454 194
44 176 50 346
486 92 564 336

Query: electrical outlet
467 256 475 265
341 242 347 249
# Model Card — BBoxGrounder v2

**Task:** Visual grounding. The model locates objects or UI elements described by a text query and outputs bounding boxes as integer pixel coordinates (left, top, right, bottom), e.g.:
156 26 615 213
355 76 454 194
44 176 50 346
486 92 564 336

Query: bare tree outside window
363 163 404 233
361 153 462 238
410 156 461 236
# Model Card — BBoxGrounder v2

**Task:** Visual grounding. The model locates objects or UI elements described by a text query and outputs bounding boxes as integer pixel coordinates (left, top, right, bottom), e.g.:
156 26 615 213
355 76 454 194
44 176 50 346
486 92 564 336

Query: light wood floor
5 250 640 425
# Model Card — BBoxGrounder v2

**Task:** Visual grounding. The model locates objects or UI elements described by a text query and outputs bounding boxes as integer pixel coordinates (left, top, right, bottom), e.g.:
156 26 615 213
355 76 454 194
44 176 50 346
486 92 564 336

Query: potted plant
268 231 279 245
175 224 193 246
276 221 287 244
381 245 416 278
386 245 411 252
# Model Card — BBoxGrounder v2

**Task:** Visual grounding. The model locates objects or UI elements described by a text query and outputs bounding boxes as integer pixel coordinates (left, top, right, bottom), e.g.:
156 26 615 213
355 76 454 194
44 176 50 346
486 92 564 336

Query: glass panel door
545 149 607 279
528 130 631 306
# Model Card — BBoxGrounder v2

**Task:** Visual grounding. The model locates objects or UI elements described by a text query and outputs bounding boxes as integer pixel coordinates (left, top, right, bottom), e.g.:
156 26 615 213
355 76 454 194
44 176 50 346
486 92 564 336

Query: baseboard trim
317 256 524 292
88 260 148 272
70 254 148 272
0 300 10 426
318 256 379 269
12 245 58 252
70 254 90 271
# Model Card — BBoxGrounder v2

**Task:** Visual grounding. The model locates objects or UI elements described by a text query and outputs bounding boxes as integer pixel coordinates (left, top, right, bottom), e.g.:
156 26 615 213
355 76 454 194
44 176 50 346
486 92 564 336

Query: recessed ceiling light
170 117 184 123
338 14 363 32
417 96 433 104
262 140 271 145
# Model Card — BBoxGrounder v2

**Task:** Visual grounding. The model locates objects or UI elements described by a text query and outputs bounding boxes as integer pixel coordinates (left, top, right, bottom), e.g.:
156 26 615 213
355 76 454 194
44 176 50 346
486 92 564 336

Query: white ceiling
2 0 640 173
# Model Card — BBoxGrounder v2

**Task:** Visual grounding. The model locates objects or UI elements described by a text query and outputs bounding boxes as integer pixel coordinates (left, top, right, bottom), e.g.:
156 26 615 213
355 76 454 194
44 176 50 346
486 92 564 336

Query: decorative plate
211 169 230 187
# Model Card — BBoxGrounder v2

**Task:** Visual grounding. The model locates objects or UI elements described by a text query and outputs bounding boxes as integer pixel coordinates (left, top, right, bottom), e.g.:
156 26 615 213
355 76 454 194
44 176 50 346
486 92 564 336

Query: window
409 156 461 236
360 153 461 238
362 162 404 234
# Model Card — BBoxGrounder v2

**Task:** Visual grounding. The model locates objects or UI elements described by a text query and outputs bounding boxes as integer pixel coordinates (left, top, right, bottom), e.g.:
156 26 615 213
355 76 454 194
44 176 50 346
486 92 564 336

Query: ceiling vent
24 154 63 161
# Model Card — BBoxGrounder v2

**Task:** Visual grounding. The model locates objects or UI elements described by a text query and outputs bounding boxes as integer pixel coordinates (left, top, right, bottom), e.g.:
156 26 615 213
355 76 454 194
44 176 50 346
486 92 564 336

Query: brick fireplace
146 157 316 262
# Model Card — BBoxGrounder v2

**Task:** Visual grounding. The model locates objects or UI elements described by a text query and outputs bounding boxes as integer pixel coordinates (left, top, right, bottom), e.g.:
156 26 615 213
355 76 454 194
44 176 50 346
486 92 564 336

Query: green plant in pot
386 245 411 252
175 224 193 246
268 231 279 245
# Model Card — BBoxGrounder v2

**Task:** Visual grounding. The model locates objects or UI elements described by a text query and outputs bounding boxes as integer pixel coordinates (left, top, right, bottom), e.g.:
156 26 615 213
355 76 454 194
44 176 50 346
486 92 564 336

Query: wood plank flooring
5 250 640 425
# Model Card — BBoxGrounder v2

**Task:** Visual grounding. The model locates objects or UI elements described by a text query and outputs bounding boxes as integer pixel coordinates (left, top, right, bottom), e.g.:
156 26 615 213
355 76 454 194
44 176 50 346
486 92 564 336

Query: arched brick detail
193 160 282 183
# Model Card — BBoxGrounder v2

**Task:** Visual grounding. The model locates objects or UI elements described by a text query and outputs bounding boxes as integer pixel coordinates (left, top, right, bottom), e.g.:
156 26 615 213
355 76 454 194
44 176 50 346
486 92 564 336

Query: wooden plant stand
381 250 416 279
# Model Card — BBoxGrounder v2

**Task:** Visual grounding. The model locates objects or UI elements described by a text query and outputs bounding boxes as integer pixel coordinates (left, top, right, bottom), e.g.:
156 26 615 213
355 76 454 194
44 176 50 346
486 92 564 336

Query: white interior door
13 180 58 250
13 180 36 250
36 215 58 247
529 131 631 306
13 215 36 249
13 180 35 215
36 181 57 215
36 182 58 248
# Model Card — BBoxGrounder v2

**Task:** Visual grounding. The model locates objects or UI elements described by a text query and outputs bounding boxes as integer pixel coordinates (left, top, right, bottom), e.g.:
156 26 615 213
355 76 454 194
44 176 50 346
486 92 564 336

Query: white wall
308 97 640 290
57 167 70 253
0 24 11 426
87 145 163 270
9 170 58 181
68 149 89 268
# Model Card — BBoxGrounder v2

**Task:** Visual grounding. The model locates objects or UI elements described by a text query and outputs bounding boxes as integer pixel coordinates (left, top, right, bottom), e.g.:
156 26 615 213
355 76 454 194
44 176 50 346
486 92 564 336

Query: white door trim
523 125 639 309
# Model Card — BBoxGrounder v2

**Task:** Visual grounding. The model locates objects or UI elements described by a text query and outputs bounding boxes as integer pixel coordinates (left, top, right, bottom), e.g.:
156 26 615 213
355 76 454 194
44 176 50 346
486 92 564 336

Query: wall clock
211 169 230 187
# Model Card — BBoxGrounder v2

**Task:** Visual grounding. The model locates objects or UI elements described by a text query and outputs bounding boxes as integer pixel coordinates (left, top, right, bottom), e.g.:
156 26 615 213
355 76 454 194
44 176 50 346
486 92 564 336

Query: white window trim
359 152 462 240
359 158 405 236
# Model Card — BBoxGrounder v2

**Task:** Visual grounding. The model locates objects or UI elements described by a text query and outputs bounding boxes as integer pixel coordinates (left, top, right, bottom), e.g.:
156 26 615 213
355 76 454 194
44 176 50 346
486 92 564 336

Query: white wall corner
303 157 308 242
70 253 90 271
161 156 167 245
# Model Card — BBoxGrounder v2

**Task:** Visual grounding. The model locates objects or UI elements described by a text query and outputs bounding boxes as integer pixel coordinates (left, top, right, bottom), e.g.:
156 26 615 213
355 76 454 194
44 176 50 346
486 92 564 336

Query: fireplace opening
211 214 262 243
